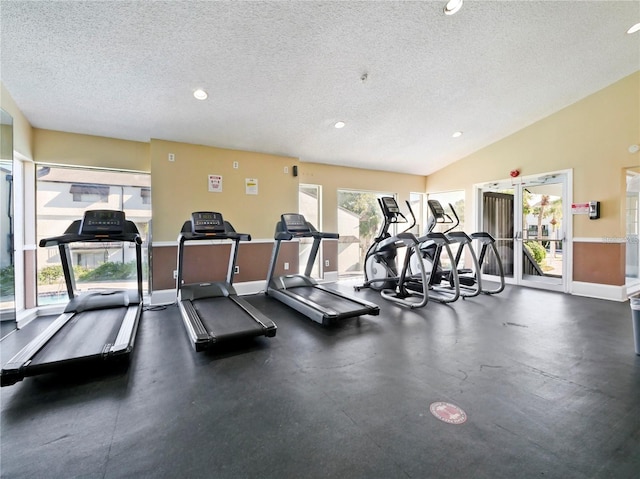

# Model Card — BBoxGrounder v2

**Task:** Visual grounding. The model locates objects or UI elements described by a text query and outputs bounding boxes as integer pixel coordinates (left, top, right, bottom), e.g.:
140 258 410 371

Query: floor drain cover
429 402 467 425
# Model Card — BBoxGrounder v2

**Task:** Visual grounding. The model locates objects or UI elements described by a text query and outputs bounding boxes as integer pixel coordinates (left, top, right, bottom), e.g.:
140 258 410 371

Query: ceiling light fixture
627 22 640 34
444 0 463 16
452 131 463 138
334 121 346 129
193 89 208 100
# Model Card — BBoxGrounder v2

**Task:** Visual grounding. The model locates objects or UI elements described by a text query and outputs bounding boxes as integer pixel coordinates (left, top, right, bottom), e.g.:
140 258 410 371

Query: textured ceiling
1 1 639 175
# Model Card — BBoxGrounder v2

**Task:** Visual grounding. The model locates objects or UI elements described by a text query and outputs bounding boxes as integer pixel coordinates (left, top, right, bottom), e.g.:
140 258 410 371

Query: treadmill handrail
179 231 251 242
275 230 338 241
39 219 142 247
40 232 142 247
39 217 144 300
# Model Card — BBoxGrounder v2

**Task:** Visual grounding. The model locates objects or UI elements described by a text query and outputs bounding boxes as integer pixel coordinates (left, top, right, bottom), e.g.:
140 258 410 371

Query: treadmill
1 210 143 387
176 212 277 352
265 213 380 326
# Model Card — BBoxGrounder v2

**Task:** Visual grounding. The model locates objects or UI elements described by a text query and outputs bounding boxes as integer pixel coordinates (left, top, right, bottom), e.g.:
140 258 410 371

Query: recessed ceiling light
627 22 640 34
193 89 208 100
452 131 463 138
334 121 346 129
444 0 463 16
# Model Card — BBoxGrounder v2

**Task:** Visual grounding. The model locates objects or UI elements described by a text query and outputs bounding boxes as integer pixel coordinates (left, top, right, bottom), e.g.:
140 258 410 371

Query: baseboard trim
571 281 627 301
627 281 640 298
151 280 267 305
150 289 177 306
323 272 339 282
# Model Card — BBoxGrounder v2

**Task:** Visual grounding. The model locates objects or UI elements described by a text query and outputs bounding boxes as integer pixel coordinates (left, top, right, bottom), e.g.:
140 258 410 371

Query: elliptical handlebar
402 200 417 234
443 203 460 234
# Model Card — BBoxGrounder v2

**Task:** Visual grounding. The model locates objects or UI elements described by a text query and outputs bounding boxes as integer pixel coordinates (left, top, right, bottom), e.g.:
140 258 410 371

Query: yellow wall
26 131 426 244
298 162 426 232
427 71 640 239
150 139 299 241
1 124 12 160
0 82 33 159
34 129 150 172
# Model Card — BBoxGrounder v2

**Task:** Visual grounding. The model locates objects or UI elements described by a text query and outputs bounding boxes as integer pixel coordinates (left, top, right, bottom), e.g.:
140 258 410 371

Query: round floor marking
429 401 467 425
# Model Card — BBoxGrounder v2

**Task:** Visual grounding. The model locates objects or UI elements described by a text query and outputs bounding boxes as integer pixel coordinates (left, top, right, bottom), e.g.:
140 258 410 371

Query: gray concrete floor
1 284 639 478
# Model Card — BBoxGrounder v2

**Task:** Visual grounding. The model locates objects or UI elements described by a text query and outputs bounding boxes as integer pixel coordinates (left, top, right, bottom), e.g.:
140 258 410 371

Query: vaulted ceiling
1 1 638 175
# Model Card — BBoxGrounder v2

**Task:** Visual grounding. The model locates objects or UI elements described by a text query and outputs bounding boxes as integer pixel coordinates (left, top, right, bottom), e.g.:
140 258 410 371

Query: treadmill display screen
191 212 225 233
80 210 126 234
282 214 311 233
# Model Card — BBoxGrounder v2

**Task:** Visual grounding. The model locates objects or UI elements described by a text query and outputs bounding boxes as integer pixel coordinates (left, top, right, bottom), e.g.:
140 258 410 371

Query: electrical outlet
325 260 330 267
233 161 239 169
234 266 240 274
284 262 289 270
168 153 175 162
173 270 178 279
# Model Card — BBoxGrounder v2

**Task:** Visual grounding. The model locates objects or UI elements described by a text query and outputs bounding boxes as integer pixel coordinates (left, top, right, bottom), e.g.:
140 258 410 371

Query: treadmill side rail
110 304 143 355
230 297 277 337
178 300 211 351
1 313 75 386
314 284 381 315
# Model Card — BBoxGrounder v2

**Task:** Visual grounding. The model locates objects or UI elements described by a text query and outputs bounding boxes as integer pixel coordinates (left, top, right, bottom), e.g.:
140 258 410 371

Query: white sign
208 174 222 193
571 202 589 214
245 178 258 195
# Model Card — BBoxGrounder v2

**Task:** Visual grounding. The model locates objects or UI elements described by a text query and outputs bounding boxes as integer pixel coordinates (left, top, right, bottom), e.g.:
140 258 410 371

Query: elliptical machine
406 219 461 304
417 199 505 296
356 197 430 309
415 199 482 298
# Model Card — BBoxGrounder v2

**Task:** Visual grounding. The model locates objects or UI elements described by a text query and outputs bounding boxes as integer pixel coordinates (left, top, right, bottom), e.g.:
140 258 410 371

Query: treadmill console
80 210 126 234
281 214 311 234
191 212 225 234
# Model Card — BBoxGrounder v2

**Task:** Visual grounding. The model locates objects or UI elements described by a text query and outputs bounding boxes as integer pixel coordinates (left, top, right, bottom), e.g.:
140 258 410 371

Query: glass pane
427 191 465 234
0 108 14 327
626 172 639 279
409 192 424 236
481 190 514 278
0 161 14 319
36 166 151 305
522 183 563 279
427 191 466 270
337 190 390 279
299 184 320 278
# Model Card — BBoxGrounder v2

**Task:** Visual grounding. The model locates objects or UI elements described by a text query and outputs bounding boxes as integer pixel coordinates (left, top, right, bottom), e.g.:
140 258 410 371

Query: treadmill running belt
287 287 372 315
29 307 127 366
193 297 266 338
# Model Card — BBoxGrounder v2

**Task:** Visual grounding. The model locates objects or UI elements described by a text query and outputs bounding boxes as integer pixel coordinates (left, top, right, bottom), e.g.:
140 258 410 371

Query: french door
475 171 572 292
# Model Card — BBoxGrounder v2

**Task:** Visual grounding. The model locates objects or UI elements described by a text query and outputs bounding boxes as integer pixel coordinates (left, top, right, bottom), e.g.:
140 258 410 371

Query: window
141 187 151 205
337 189 393 279
299 184 321 278
427 190 465 233
427 190 466 270
409 192 425 236
627 171 640 280
36 165 151 305
70 184 109 203
0 158 13 319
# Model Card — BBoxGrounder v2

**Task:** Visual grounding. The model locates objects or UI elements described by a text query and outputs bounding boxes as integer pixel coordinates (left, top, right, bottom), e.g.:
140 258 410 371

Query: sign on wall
571 202 589 214
245 178 258 195
208 174 222 193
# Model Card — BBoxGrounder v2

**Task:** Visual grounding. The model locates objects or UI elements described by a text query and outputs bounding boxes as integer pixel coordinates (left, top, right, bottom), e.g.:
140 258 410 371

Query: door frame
473 169 573 293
